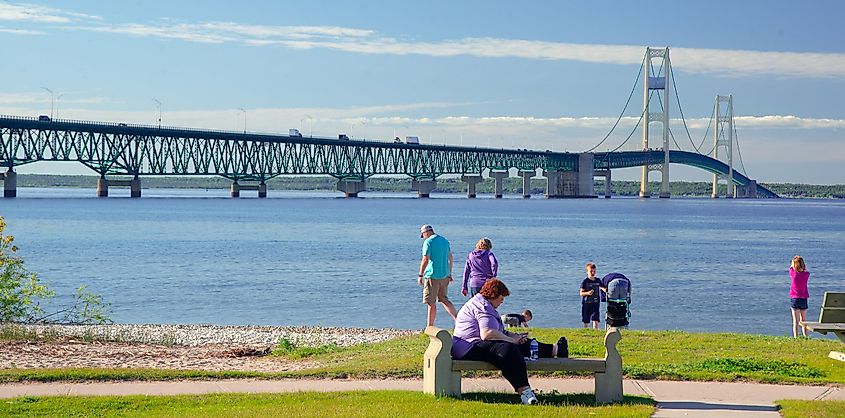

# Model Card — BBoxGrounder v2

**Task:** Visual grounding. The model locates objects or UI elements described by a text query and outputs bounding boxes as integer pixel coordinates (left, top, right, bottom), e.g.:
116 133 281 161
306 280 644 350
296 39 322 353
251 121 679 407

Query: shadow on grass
462 392 653 407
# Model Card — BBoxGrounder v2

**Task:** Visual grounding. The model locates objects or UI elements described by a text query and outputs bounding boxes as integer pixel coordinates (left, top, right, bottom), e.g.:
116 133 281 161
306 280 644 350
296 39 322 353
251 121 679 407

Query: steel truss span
0 116 576 181
0 115 775 197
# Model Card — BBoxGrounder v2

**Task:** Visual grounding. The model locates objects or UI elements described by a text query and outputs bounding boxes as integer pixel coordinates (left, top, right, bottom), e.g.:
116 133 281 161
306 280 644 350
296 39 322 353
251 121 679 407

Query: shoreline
5 323 417 347
1 323 418 373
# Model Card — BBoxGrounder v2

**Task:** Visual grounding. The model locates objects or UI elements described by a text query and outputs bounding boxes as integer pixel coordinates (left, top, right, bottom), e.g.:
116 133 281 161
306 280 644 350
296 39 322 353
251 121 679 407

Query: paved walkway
0 378 842 417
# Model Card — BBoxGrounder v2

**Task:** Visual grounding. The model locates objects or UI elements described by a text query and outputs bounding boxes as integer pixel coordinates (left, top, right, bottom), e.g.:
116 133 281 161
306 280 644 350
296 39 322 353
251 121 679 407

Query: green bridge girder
594 150 778 198
0 116 577 181
0 115 776 197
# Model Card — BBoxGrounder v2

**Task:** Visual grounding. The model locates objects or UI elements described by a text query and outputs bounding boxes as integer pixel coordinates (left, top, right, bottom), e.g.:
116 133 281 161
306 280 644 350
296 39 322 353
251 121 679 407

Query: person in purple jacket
461 238 498 297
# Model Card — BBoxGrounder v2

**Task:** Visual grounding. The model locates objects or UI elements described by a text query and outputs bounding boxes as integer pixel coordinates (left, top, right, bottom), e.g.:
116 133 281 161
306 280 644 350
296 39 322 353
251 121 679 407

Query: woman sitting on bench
451 279 567 405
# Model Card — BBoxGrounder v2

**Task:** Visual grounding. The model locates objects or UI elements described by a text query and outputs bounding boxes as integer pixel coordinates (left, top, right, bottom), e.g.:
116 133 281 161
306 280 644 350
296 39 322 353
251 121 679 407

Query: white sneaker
520 388 538 405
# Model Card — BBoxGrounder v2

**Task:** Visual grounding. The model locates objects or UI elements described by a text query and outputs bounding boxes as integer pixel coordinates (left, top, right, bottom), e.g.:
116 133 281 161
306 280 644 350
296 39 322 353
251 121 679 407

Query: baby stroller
601 273 632 327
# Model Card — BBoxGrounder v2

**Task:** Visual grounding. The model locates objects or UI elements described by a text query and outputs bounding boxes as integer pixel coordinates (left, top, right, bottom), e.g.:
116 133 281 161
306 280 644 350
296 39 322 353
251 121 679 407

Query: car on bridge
289 129 303 138
338 134 350 140
38 115 51 122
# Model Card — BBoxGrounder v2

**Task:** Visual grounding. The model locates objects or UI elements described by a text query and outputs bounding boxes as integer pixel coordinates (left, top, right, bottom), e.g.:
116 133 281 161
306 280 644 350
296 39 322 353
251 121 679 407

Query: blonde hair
475 238 493 251
585 262 596 272
793 255 806 273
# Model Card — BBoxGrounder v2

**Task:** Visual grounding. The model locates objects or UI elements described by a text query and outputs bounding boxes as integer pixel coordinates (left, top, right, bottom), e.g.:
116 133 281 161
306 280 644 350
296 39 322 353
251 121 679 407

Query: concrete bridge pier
336 180 366 198
3 168 16 198
735 180 758 198
578 153 596 198
412 179 436 198
231 182 265 198
130 177 141 198
519 171 535 198
97 177 108 197
544 169 579 198
544 154 597 198
97 176 141 197
595 169 612 198
460 175 482 198
489 171 508 198
543 169 561 198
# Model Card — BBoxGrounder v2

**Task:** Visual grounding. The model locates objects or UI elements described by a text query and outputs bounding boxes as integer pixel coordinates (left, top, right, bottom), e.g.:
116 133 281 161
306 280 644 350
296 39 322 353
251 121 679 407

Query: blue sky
1 1 844 183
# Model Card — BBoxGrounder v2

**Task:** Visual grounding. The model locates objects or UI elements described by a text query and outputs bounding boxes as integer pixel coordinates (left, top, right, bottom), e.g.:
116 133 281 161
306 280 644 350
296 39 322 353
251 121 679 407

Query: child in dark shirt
501 310 533 327
579 262 602 329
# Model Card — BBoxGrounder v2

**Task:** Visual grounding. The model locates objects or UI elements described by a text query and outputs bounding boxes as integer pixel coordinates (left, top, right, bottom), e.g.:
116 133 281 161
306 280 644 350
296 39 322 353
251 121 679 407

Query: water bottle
529 338 539 361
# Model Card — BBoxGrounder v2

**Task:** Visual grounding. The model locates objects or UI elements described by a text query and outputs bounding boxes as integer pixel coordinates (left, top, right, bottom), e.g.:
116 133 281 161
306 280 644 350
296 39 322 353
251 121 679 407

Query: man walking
418 224 458 327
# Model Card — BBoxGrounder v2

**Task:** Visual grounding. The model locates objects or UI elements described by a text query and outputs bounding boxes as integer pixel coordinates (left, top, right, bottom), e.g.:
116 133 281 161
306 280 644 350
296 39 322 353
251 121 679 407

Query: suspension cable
669 127 683 150
608 107 645 153
702 123 723 157
693 106 715 154
584 51 646 153
733 122 749 176
670 65 709 153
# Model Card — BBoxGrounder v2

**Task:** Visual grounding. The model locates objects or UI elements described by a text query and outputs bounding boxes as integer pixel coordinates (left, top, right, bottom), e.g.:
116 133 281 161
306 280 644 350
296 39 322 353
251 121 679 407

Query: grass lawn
2 327 844 384
281 328 845 384
0 391 655 417
776 399 845 418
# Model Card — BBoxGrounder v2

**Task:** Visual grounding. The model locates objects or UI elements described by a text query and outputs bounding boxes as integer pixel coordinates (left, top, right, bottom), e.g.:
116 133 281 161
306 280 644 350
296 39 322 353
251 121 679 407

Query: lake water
1 187 843 336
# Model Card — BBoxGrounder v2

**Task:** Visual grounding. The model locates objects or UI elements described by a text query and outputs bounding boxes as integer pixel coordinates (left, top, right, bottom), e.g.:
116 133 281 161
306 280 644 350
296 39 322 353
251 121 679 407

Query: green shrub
0 216 111 325
272 338 345 359
0 217 54 322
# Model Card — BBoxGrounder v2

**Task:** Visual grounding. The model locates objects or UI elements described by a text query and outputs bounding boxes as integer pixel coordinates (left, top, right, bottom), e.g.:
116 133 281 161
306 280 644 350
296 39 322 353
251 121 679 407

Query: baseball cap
420 224 434 238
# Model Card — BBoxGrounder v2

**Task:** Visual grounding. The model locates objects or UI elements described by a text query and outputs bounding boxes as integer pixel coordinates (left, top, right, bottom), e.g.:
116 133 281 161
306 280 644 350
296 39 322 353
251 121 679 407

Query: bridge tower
640 47 671 198
711 95 734 198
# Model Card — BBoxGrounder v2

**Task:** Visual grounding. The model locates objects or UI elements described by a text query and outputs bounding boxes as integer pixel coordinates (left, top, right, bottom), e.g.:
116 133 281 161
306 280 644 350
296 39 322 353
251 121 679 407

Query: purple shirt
789 267 810 298
462 250 498 291
451 293 504 358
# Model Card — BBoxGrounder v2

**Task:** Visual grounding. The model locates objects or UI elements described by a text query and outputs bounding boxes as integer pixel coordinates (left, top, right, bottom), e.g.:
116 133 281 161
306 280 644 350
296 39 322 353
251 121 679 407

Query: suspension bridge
0 47 777 199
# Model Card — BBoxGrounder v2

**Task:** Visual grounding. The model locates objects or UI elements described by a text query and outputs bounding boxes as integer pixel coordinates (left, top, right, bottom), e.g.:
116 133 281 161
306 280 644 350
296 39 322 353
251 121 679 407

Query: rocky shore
11 323 417 347
1 324 417 373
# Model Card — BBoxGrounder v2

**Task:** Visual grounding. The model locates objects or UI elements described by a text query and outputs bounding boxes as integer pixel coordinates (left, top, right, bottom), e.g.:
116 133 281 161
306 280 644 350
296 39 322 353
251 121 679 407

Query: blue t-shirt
422 234 451 279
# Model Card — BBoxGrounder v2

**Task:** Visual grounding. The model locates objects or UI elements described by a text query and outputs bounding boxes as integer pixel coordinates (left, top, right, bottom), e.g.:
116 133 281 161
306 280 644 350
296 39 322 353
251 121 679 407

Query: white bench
423 326 623 403
802 291 845 362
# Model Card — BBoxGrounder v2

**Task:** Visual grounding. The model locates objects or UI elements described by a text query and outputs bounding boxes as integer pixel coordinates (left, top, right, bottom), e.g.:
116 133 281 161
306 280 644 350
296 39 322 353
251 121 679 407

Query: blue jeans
469 287 483 297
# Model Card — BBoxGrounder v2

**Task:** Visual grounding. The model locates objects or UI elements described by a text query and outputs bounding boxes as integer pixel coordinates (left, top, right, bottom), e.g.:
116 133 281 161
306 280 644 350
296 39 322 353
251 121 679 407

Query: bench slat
821 292 845 308
803 322 845 332
453 357 606 372
820 307 845 323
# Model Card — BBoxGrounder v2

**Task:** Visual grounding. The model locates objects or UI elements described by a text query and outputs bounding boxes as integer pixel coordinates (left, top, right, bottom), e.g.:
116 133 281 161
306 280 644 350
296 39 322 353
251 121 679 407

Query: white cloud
0 2 98 23
2 1 843 78
734 115 845 129
58 20 845 78
0 92 108 105
0 27 42 35
197 22 374 39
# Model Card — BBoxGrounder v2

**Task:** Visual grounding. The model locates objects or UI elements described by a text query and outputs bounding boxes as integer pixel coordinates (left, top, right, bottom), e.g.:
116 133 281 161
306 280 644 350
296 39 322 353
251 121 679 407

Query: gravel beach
1 324 418 373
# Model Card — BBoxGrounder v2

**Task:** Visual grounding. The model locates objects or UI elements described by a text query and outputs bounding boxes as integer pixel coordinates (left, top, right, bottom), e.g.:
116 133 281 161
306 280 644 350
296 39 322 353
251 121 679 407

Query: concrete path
0 378 841 417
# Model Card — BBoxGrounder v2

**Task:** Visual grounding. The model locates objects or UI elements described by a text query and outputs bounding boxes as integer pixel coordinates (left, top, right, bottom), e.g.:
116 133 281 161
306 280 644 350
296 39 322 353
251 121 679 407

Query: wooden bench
802 291 845 362
423 326 623 403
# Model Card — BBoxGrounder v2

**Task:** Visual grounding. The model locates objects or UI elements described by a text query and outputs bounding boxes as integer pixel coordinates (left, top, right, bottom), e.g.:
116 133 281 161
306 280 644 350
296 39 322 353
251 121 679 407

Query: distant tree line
14 174 845 198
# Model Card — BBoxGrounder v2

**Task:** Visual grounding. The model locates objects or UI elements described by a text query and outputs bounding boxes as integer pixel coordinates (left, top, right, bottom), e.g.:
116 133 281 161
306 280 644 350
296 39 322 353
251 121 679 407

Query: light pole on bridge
238 108 247 133
301 115 313 138
54 93 66 119
153 99 162 128
41 87 54 119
